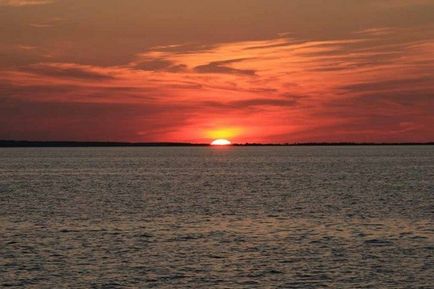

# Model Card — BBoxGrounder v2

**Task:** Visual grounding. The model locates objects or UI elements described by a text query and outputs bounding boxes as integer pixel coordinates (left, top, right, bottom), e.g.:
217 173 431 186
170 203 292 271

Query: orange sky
1 0 434 143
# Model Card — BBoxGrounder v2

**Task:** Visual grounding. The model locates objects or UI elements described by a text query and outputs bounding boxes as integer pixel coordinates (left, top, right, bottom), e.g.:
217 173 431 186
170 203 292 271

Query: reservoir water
0 146 433 288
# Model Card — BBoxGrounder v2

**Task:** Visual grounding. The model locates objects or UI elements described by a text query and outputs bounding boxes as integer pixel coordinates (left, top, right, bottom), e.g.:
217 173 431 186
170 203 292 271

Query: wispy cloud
0 0 53 7
194 58 256 76
25 63 116 80
133 59 187 73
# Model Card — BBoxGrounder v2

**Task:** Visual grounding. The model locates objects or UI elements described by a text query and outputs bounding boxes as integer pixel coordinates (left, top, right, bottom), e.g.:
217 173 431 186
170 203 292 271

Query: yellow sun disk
211 139 232 145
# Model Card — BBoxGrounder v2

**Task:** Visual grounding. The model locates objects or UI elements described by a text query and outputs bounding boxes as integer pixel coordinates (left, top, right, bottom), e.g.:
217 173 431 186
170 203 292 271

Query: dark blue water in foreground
1 146 433 288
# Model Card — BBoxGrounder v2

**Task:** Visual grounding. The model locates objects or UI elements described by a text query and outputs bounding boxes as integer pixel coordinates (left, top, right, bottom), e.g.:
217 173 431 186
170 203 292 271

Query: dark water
0 146 433 288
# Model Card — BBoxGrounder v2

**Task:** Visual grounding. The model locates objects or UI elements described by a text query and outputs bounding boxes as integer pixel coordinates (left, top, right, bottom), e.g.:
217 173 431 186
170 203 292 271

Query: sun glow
207 128 241 140
211 139 232 146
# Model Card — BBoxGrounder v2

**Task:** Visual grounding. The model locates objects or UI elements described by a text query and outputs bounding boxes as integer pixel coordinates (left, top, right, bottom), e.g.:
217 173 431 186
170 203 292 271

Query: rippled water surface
1 146 433 288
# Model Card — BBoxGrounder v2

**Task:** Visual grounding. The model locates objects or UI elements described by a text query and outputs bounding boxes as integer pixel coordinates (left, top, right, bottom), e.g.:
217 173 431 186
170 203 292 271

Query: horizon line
0 140 433 148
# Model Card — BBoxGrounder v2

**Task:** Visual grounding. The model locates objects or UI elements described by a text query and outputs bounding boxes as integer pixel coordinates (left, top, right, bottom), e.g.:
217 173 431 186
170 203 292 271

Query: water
0 146 433 288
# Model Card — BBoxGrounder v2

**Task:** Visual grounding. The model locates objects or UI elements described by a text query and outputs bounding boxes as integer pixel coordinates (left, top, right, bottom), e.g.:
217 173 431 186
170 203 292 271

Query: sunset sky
1 0 433 143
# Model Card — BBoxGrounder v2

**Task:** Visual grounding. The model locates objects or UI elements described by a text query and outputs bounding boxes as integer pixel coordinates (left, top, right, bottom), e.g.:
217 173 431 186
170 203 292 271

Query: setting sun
211 139 232 146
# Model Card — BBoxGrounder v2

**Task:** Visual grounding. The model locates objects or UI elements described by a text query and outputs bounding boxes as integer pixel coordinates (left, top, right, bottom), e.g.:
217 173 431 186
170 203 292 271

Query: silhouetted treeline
0 140 433 147
234 142 434 146
0 140 208 147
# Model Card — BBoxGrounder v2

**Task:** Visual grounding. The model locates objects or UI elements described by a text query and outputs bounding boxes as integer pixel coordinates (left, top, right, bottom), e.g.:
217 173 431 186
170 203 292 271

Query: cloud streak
194 59 256 76
0 0 53 6
26 63 116 80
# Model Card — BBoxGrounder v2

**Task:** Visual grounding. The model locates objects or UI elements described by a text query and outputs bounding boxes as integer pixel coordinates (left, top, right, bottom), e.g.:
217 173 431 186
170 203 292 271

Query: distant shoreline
0 140 433 148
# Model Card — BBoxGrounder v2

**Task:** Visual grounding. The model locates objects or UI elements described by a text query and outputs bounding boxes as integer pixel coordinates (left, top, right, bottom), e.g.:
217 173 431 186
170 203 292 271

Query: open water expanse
0 146 433 288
